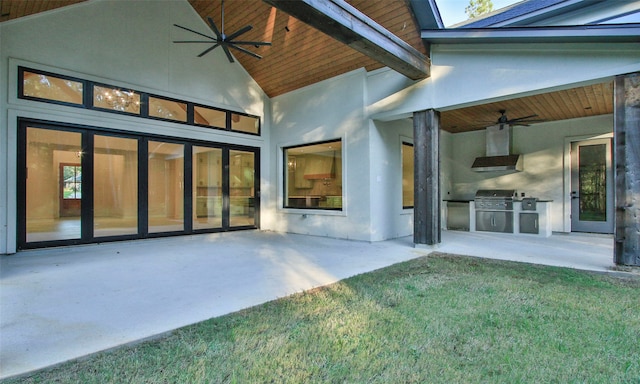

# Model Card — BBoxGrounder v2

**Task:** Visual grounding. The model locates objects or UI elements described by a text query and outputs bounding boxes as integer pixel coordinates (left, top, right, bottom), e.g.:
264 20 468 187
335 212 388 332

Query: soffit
440 81 613 133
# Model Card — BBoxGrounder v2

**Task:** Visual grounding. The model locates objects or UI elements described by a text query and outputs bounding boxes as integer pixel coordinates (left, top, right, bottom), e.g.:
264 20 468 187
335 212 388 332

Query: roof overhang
408 0 444 30
263 0 430 80
421 23 640 44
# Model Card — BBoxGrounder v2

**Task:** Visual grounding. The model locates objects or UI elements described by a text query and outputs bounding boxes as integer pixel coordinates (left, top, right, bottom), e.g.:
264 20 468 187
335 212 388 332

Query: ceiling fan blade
174 40 219 43
509 114 538 122
226 25 253 41
206 17 223 40
222 45 235 63
197 43 221 58
229 44 263 60
231 41 272 46
174 24 215 41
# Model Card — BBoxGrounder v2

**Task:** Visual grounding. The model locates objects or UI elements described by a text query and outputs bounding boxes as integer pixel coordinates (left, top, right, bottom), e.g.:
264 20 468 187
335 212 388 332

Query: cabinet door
475 211 513 233
519 213 539 234
475 211 493 232
493 212 514 233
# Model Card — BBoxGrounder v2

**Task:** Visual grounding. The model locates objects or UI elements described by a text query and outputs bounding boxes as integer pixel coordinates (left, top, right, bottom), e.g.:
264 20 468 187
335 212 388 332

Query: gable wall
0 0 270 253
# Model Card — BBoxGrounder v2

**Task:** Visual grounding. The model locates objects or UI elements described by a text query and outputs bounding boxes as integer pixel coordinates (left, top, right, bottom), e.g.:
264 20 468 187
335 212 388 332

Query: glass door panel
26 127 82 242
229 150 255 227
94 135 138 237
193 147 223 230
148 141 184 233
570 138 613 233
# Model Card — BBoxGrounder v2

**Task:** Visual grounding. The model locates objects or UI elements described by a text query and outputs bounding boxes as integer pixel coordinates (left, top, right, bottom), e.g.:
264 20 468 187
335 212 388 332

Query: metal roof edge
409 0 444 30
421 23 640 44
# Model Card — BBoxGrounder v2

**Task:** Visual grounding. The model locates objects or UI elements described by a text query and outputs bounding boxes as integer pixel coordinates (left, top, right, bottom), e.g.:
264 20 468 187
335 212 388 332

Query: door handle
570 191 579 199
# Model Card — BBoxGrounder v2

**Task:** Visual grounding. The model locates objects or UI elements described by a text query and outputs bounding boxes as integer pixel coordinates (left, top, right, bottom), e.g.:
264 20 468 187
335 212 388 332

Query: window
149 96 187 122
20 69 83 105
18 67 261 136
62 164 82 199
231 113 260 135
194 106 226 129
93 85 141 114
284 140 342 210
402 142 414 208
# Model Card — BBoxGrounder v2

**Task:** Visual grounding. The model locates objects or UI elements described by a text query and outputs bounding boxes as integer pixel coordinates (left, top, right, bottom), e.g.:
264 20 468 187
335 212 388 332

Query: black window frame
18 66 262 137
16 117 260 251
282 139 343 211
90 82 143 117
18 67 87 108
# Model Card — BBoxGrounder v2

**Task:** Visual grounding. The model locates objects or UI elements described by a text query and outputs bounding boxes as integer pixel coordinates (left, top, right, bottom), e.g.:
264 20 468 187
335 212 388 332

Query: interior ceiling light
173 0 271 63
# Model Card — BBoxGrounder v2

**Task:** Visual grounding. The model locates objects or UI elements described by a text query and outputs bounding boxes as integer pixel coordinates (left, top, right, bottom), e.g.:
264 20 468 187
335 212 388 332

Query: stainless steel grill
474 189 516 233
474 189 516 211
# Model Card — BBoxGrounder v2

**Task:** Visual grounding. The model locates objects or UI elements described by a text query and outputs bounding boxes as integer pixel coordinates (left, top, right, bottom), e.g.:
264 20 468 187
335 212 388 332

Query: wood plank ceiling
185 0 428 96
1 0 614 133
441 82 613 133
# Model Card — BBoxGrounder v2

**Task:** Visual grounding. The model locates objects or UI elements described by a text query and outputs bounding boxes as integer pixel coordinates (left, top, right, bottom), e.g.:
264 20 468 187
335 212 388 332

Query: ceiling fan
492 109 543 127
173 0 271 63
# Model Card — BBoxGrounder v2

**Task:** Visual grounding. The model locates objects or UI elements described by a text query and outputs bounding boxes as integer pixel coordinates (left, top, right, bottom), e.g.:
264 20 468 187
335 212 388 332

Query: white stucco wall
268 69 372 240
369 119 414 240
267 66 419 242
0 0 270 253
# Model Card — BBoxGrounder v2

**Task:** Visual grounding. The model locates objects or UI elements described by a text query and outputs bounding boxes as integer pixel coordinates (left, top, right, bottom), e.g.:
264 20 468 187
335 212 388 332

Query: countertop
444 199 553 203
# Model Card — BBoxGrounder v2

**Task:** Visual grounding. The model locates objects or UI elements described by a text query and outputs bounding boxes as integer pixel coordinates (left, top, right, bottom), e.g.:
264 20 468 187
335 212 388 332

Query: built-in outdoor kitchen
443 121 554 237
445 190 552 237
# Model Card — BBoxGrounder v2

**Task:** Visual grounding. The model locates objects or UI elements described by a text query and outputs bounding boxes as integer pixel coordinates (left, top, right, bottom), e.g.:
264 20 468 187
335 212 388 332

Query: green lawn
6 253 640 383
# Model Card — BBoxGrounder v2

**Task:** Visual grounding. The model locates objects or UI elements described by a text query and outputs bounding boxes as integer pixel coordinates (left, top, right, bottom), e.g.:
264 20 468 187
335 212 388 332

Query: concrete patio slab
0 230 615 380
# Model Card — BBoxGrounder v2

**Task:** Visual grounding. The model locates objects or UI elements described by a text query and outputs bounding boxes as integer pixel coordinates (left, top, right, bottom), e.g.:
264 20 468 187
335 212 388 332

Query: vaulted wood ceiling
1 0 615 133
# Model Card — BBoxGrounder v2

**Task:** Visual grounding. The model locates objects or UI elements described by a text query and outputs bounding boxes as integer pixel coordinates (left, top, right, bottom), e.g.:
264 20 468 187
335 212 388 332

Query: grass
5 253 640 383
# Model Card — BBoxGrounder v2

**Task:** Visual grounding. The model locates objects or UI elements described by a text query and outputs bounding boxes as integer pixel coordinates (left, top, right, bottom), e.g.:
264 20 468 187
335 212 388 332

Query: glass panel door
25 127 83 242
229 150 255 227
193 146 223 230
570 138 613 233
148 141 184 233
94 135 138 237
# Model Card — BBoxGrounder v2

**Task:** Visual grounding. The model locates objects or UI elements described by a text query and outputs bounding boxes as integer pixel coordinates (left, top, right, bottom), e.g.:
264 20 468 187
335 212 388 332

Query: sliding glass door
229 150 256 227
18 121 259 249
94 135 139 237
148 141 185 233
193 146 223 230
23 127 83 242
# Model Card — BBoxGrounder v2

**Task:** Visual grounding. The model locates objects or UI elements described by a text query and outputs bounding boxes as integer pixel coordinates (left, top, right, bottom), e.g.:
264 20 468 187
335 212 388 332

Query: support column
413 109 440 246
614 73 640 266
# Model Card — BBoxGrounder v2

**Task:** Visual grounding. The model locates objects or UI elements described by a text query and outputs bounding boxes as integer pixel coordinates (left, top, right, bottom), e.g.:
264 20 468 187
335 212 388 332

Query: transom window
283 140 342 210
18 66 260 135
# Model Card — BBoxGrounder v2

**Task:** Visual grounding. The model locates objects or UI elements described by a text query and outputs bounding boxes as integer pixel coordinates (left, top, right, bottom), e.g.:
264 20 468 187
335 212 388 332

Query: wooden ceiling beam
262 0 430 80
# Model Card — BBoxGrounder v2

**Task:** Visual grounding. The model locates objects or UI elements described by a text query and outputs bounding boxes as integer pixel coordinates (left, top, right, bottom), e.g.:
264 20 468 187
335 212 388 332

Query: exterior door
570 138 613 233
18 120 260 250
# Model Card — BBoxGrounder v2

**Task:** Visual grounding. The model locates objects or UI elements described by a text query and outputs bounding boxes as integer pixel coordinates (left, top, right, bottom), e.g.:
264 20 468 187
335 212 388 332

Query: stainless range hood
471 124 523 172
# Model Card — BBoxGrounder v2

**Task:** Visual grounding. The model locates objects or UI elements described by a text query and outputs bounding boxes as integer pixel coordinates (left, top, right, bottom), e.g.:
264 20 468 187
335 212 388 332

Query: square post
413 109 440 246
614 73 640 266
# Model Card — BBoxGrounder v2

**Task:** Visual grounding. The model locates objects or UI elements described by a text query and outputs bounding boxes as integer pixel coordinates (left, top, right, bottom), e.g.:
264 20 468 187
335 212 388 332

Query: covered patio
0 230 616 380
